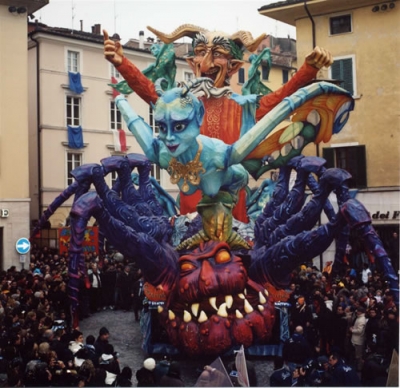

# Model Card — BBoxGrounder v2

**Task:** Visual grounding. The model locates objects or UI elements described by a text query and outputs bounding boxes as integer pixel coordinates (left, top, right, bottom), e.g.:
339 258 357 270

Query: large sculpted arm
103 30 158 105
227 82 353 167
256 46 333 121
115 95 158 162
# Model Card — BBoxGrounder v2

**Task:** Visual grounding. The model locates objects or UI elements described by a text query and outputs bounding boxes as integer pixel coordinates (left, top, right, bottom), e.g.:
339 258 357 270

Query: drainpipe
29 33 42 221
304 0 323 270
304 0 316 49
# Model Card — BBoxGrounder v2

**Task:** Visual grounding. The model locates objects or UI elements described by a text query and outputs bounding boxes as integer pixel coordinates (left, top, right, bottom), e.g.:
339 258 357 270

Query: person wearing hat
349 306 367 371
136 358 156 387
94 326 110 358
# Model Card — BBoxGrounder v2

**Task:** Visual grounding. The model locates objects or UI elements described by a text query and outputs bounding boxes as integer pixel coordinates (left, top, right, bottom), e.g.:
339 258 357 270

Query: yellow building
0 0 48 269
259 0 400 259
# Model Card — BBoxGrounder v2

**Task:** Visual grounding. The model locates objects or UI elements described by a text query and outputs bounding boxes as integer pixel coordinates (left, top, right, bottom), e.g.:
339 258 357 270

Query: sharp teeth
259 291 267 304
238 293 245 299
244 299 254 314
217 303 228 318
225 295 233 309
264 289 269 297
235 309 244 319
209 296 218 310
198 311 208 323
258 305 264 312
168 310 176 320
191 303 199 317
183 310 192 323
157 306 164 313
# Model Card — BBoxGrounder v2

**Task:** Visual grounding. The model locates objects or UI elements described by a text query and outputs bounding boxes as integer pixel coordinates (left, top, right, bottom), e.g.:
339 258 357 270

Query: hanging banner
58 226 99 256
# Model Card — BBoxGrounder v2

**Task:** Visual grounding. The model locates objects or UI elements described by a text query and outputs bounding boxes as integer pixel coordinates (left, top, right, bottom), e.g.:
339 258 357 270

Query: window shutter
331 58 354 95
322 147 335 168
353 145 367 188
238 68 245 84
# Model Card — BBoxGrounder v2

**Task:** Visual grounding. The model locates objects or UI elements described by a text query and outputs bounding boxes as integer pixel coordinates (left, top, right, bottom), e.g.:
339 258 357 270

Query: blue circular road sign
16 238 31 255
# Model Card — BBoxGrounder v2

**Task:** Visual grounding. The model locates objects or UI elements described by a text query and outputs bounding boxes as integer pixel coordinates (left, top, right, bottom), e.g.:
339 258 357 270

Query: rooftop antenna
71 0 75 34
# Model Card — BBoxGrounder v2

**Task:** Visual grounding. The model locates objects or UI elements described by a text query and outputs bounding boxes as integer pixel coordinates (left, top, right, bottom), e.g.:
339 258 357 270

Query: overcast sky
33 0 296 43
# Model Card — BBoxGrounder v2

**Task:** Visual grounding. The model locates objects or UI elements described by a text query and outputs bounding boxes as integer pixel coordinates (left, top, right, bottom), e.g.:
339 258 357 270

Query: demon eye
174 123 186 132
180 262 196 272
157 123 166 133
215 249 231 264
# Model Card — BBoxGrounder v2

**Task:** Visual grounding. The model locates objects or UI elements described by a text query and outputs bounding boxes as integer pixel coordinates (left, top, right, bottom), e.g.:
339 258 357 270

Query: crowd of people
271 256 399 387
0 240 398 386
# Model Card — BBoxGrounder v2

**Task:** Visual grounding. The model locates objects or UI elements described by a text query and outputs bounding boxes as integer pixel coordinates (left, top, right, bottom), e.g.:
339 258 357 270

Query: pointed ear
228 59 244 77
185 57 197 74
197 101 205 126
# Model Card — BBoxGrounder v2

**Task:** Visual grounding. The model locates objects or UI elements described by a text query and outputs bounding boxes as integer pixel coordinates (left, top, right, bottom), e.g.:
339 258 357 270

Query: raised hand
103 29 124 66
305 46 333 69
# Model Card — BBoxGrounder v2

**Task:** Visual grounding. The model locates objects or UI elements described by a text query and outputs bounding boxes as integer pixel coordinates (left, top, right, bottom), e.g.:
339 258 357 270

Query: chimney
139 30 144 49
91 24 101 35
80 20 83 31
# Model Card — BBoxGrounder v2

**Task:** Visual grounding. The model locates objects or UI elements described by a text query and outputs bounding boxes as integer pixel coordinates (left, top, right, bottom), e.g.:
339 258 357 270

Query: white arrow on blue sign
16 238 31 255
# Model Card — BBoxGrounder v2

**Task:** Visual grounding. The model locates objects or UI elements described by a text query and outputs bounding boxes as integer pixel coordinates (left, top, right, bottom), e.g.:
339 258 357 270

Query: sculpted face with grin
157 242 275 356
186 32 244 88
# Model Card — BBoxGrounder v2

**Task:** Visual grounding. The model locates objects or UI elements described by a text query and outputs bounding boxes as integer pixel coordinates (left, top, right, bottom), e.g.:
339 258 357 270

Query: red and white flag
113 128 127 152
111 76 120 99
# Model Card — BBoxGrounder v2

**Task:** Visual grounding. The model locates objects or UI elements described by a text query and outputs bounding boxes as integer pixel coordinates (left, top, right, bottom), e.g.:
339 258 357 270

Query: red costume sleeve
117 57 159 105
256 62 318 121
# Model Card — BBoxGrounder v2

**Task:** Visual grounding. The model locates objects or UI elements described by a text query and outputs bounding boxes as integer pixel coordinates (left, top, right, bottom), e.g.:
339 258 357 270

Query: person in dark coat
158 362 185 387
114 366 133 387
282 326 314 371
328 353 361 387
118 265 134 312
94 327 110 359
101 261 117 310
136 358 156 387
132 274 145 322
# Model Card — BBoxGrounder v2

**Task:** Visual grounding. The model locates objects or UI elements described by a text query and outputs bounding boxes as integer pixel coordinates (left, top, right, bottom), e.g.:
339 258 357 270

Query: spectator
94 327 110 358
68 329 84 355
349 306 367 371
88 263 103 313
328 353 361 386
282 326 314 371
158 361 185 387
118 265 134 312
136 358 156 387
114 366 133 387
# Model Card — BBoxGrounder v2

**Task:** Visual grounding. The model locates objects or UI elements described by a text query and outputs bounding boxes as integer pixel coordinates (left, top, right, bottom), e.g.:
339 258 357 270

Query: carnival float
33 24 399 357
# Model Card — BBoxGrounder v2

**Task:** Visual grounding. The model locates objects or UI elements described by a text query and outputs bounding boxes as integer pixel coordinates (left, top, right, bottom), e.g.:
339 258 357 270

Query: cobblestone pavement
79 308 274 386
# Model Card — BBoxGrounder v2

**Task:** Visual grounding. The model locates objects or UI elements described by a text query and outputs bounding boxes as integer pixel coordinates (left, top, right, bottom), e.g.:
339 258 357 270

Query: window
282 69 289 84
110 101 122 130
261 64 270 81
323 145 367 188
238 68 245 84
184 72 194 82
111 64 120 79
67 50 80 73
67 152 82 186
330 56 356 96
151 163 161 184
66 96 81 126
110 170 118 188
149 107 159 134
330 14 352 35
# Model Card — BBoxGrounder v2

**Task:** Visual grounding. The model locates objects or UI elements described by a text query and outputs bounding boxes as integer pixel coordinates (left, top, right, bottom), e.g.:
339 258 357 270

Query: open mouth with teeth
167 144 179 153
155 279 275 356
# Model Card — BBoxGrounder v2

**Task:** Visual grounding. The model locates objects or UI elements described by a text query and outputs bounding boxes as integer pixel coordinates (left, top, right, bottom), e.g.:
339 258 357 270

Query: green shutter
331 58 354 95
